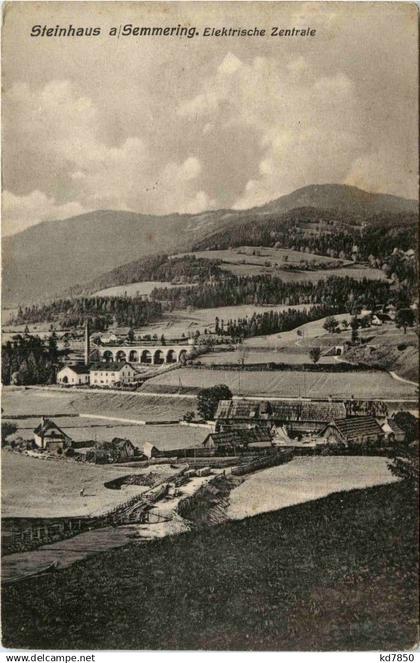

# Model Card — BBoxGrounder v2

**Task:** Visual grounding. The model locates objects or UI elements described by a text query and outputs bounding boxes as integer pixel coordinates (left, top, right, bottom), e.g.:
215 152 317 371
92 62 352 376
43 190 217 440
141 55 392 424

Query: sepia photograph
1 0 419 652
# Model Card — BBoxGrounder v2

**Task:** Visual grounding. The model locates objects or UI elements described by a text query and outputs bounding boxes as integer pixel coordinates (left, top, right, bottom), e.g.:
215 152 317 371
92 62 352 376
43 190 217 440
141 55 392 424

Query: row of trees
2 335 62 385
151 275 390 312
11 296 163 330
213 305 341 340
67 254 223 297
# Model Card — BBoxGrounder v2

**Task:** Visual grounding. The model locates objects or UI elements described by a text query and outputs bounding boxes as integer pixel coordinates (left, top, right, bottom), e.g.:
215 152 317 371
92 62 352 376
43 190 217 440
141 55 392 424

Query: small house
33 417 73 451
143 442 159 459
93 438 137 463
380 419 406 443
57 364 90 386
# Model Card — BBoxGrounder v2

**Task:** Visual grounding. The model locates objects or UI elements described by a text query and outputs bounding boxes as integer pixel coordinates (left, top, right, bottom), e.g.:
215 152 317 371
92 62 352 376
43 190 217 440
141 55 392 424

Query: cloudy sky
2 1 418 236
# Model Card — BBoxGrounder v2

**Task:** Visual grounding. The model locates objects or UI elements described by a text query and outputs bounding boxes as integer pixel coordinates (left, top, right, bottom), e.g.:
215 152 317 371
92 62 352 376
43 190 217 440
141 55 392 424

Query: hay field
142 367 417 399
2 388 193 421
1 451 175 519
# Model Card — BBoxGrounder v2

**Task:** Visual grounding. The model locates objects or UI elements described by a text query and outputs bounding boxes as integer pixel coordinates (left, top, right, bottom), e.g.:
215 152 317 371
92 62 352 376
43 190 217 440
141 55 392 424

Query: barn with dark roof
318 416 385 446
215 399 347 434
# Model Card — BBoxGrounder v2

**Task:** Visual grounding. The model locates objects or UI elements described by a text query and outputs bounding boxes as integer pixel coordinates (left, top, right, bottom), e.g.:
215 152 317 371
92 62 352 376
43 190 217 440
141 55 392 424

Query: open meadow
226 456 397 519
127 303 311 338
92 281 197 298
2 387 194 421
142 366 417 399
1 451 175 519
175 247 387 282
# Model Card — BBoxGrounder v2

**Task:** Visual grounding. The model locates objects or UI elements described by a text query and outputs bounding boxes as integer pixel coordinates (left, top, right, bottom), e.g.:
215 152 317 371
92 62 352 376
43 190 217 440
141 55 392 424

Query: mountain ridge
3 184 418 306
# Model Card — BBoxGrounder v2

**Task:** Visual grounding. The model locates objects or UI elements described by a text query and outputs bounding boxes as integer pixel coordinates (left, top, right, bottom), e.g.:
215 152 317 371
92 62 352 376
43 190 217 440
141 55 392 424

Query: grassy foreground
2 481 418 650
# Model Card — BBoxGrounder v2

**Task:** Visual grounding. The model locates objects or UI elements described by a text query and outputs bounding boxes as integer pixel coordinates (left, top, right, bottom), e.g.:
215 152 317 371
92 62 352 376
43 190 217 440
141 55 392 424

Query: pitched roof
59 364 90 374
33 418 71 440
204 428 272 448
90 362 135 372
322 416 384 441
96 437 135 450
215 399 346 423
387 420 405 436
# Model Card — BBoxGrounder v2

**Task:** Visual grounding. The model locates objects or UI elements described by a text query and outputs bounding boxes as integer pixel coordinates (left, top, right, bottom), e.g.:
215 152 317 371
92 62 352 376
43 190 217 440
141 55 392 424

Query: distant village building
90 362 139 387
318 416 385 447
33 417 72 451
57 364 90 386
215 399 347 435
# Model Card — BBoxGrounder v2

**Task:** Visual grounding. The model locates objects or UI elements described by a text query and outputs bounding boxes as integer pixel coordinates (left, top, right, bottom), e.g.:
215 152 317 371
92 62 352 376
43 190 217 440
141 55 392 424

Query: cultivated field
176 248 387 282
2 388 194 421
142 367 418 399
1 451 175 519
198 347 337 366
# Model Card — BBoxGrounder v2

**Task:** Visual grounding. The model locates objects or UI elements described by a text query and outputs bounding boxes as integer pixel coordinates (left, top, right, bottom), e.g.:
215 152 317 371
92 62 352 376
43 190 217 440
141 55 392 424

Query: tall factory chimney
84 320 90 366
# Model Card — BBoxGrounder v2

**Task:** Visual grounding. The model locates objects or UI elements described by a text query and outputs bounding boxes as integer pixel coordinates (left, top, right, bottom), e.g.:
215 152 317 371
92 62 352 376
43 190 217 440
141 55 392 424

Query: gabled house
57 364 90 386
33 417 73 451
202 428 273 453
319 416 385 447
380 419 406 443
93 437 137 463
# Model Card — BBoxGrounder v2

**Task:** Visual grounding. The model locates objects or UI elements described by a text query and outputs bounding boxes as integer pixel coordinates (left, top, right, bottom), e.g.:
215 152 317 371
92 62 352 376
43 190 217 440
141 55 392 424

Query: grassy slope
2 480 418 650
344 328 419 383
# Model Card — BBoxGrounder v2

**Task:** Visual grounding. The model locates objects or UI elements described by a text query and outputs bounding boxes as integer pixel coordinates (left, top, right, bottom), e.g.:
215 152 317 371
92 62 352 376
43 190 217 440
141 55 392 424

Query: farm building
202 428 273 453
380 419 405 443
93 438 137 463
215 399 347 435
90 362 139 387
143 442 159 459
33 417 73 451
318 416 385 447
57 364 90 386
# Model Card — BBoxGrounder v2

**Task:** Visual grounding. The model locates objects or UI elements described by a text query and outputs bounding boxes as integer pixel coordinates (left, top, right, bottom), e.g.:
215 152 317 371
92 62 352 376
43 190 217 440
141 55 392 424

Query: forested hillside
3 184 417 305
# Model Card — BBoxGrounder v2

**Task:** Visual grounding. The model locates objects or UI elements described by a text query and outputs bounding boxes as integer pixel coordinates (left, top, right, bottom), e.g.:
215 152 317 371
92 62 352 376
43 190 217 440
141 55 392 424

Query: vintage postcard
1 0 418 652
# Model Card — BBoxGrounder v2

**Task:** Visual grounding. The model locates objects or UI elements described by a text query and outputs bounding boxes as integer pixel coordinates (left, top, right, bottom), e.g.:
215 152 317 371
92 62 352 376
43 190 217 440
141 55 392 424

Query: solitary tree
1 422 17 446
350 316 359 344
395 308 415 334
323 316 340 334
309 347 321 364
197 384 233 421
393 411 418 443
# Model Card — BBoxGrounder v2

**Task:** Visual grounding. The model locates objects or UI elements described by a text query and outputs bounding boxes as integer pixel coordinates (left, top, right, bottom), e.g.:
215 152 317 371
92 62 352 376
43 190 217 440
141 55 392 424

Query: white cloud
2 190 88 235
3 81 214 233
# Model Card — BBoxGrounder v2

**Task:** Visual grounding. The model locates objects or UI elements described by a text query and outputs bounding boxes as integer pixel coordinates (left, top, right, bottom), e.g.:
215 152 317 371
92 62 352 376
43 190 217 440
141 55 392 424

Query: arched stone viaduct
97 344 190 365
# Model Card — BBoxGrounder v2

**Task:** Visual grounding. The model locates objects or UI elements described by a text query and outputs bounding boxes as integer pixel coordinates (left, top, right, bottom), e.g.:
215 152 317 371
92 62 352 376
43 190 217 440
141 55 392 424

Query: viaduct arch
97 344 189 365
